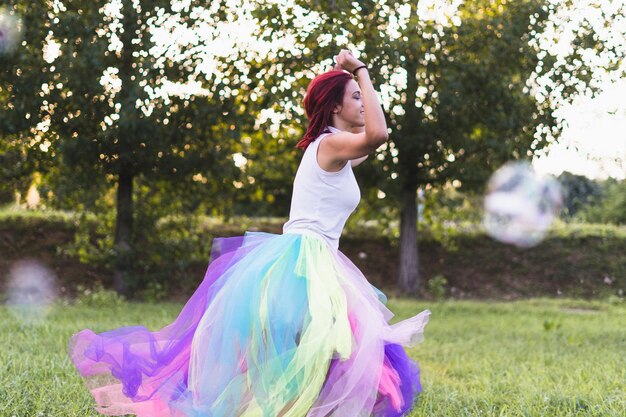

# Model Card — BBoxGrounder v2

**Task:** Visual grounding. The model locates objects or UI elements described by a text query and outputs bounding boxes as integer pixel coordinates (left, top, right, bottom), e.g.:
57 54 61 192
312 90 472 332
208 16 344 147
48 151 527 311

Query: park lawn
0 298 624 417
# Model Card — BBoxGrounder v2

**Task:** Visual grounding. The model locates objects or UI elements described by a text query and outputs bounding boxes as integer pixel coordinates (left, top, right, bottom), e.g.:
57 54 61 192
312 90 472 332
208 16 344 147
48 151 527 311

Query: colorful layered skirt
68 230 431 417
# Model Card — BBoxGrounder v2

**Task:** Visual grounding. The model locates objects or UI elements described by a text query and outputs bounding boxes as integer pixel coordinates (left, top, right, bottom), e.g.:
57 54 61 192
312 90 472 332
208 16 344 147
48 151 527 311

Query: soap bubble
0 8 22 55
5 259 58 324
483 161 563 247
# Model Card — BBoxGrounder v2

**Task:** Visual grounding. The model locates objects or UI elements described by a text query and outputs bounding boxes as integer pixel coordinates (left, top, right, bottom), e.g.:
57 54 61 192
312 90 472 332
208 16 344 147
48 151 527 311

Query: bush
62 212 215 298
575 179 626 225
427 274 449 300
558 172 603 218
74 283 126 307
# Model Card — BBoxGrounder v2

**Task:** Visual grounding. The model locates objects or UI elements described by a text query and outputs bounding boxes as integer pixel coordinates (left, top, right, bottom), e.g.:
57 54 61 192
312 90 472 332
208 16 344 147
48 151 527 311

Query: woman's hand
332 49 365 73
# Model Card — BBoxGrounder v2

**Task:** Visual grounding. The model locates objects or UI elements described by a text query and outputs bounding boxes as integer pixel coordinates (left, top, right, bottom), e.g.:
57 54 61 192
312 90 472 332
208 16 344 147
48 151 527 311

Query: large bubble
483 161 563 248
5 259 58 324
0 8 22 55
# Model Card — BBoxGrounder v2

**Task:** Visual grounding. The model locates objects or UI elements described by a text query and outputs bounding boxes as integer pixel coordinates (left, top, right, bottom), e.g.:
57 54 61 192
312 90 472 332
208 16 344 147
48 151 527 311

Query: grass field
1 298 624 417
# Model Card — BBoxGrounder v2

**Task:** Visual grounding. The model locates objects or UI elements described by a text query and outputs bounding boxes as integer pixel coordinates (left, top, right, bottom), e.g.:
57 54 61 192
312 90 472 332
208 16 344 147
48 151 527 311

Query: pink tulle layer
68 231 430 417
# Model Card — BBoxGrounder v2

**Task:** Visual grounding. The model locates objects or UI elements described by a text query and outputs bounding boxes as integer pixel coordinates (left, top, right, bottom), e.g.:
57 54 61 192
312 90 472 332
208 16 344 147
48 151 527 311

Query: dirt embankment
1 216 624 301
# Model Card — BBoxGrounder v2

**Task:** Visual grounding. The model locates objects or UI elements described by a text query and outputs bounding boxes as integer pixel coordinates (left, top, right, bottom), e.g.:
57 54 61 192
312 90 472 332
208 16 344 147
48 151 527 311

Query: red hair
296 70 354 150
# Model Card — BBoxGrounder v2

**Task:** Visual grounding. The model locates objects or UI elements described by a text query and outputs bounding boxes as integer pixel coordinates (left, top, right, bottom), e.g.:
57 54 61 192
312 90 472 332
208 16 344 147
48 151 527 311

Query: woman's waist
282 225 339 250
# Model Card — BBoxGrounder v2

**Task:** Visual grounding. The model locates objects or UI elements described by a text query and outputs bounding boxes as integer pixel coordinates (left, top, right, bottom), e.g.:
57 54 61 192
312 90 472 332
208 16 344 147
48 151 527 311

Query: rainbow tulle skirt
68 231 430 417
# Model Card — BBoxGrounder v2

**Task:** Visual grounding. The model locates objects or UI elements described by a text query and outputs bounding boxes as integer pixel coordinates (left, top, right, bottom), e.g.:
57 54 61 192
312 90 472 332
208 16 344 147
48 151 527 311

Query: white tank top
282 126 361 250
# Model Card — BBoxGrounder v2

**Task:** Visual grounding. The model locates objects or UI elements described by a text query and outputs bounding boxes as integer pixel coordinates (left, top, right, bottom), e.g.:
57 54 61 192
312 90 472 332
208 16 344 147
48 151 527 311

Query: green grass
393 298 626 416
1 298 624 416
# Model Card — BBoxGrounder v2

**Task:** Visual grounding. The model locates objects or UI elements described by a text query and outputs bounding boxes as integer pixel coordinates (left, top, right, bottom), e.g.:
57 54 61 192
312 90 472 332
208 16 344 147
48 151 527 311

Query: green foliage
542 317 562 332
344 193 401 240
230 130 300 217
4 209 624 301
552 174 626 226
0 205 76 223
46 0 241 178
0 2 55 203
427 274 449 301
419 187 483 250
59 209 115 269
38 156 114 213
252 0 569 195
250 0 619 291
3 0 625 295
557 171 603 218
129 214 215 296
548 220 626 239
74 283 126 307
575 179 626 225
60 205 216 298
2 1 255 291
138 281 168 303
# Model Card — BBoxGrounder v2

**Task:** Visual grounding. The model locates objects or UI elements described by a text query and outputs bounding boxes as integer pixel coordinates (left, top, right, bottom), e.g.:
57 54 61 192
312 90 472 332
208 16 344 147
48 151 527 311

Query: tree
576 179 626 225
39 1 248 294
557 171 602 218
250 0 545 292
251 0 626 293
0 2 54 204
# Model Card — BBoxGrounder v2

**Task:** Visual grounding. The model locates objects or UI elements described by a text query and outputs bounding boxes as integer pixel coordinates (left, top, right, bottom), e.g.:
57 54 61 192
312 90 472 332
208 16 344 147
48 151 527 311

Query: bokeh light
5 259 58 325
483 161 563 248
0 8 22 55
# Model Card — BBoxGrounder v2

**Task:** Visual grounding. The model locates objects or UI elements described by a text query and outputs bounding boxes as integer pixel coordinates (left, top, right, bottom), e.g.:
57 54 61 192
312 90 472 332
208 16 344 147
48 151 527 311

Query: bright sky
533 78 626 180
530 0 626 180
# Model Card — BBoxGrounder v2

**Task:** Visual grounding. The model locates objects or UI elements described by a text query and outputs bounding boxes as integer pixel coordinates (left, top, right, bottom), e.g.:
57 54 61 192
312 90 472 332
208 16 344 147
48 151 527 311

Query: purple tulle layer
68 231 430 417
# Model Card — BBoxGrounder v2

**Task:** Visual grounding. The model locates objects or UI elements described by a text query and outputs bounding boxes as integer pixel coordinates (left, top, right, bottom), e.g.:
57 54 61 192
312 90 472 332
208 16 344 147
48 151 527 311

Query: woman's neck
329 121 365 134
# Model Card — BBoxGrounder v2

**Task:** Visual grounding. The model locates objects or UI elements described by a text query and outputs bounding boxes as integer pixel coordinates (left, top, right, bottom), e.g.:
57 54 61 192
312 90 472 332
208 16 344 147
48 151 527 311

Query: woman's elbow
366 129 389 147
366 130 389 149
375 130 389 145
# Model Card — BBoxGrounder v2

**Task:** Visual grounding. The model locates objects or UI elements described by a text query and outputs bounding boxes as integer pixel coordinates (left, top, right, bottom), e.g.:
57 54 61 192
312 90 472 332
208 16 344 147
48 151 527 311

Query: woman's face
334 79 365 128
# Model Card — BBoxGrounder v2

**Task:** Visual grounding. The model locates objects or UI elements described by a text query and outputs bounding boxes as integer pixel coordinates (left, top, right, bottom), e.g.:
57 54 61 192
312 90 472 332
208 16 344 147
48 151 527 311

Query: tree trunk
113 168 133 295
398 184 419 294
113 0 137 296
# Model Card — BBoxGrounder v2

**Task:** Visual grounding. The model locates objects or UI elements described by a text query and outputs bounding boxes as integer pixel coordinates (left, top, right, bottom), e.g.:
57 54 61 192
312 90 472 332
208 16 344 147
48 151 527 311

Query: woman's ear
332 104 341 115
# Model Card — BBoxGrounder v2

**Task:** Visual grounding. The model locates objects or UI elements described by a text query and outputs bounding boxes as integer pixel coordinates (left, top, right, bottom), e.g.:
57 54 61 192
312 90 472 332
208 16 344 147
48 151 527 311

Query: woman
68 49 430 417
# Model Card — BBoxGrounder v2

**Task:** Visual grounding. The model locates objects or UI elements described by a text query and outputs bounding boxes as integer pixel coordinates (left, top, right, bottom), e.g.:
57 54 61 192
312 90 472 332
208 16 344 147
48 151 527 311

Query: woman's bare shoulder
319 131 380 163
